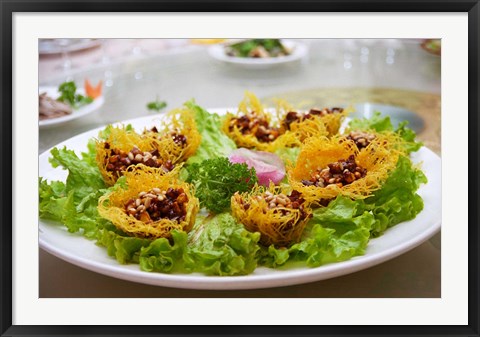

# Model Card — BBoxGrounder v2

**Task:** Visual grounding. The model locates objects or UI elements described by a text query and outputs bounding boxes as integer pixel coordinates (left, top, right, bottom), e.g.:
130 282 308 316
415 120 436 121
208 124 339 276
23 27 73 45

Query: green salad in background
226 39 291 58
39 100 427 276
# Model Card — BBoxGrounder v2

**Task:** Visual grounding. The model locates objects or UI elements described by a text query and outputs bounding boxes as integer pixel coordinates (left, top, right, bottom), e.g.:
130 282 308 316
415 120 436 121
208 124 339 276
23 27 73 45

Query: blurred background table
39 38 441 298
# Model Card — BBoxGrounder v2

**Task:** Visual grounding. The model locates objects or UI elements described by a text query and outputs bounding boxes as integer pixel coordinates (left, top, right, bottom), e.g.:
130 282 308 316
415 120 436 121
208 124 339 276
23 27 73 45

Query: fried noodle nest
288 136 398 203
231 184 312 247
98 165 199 239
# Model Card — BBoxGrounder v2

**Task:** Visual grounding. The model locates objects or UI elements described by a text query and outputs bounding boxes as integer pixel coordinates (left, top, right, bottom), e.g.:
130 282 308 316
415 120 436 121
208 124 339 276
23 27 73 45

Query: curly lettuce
348 111 422 154
39 147 107 238
185 101 236 164
261 196 373 268
139 231 190 273
185 213 260 275
365 155 427 236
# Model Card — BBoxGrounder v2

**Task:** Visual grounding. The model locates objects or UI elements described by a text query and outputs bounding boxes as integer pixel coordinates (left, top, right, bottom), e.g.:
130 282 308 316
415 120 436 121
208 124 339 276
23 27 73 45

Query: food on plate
98 165 199 239
184 157 258 214
223 92 353 151
225 39 291 58
222 92 300 151
231 185 312 247
95 125 175 186
39 80 100 121
281 106 351 137
39 93 427 276
184 101 237 164
344 130 377 150
85 79 103 99
143 106 201 163
96 107 201 186
289 136 397 204
39 92 73 120
421 39 441 56
57 81 94 108
228 148 285 186
346 110 423 155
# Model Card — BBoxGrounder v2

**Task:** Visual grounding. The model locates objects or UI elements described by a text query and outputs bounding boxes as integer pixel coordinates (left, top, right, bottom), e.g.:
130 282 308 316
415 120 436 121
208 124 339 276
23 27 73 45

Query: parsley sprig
185 157 258 214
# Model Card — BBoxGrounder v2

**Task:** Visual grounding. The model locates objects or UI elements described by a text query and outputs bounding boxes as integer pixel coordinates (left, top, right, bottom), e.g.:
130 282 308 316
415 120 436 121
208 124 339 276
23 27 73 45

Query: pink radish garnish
229 148 285 186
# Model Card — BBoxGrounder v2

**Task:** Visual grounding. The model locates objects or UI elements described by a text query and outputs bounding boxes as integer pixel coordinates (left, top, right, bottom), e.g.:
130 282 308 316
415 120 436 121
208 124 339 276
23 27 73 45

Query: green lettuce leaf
39 178 68 220
348 111 422 153
185 213 261 275
260 196 373 268
96 228 151 264
48 146 106 201
184 101 236 164
365 156 427 236
139 231 189 273
289 224 371 267
309 196 376 235
81 138 98 166
97 124 134 140
274 147 300 166
349 111 395 132
39 146 107 237
395 121 422 153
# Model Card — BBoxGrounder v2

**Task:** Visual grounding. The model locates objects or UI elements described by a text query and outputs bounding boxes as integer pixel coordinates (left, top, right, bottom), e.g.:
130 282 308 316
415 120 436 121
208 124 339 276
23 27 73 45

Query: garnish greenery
146 98 167 112
185 157 258 214
228 39 289 58
57 81 93 109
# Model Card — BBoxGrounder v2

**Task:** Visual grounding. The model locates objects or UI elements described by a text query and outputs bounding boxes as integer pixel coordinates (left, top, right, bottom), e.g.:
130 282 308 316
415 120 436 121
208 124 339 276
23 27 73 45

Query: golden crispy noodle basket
272 98 294 121
288 136 398 202
320 107 351 136
95 125 174 186
237 91 265 116
222 92 300 151
286 114 329 142
277 100 351 138
344 127 411 156
143 107 201 162
273 99 329 141
231 184 312 247
222 116 300 151
98 165 199 239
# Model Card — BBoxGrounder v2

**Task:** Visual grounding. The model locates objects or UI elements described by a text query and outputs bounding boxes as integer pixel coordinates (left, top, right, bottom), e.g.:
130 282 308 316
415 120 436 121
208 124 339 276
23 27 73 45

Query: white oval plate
39 111 441 290
208 40 308 69
39 86 105 129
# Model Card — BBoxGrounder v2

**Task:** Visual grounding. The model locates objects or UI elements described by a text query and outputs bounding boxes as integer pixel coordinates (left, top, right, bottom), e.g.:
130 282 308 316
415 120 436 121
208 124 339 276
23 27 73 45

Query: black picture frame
1 1 479 336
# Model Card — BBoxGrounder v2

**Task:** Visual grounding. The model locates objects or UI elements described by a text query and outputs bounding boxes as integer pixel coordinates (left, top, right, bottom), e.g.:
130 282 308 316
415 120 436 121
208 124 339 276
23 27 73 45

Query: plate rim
38 111 441 290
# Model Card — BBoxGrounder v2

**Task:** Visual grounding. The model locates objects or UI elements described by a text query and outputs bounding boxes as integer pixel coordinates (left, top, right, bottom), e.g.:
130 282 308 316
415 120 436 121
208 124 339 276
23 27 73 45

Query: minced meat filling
104 143 174 174
124 187 188 223
282 107 344 130
229 112 280 143
301 155 367 188
148 127 188 148
346 131 376 150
